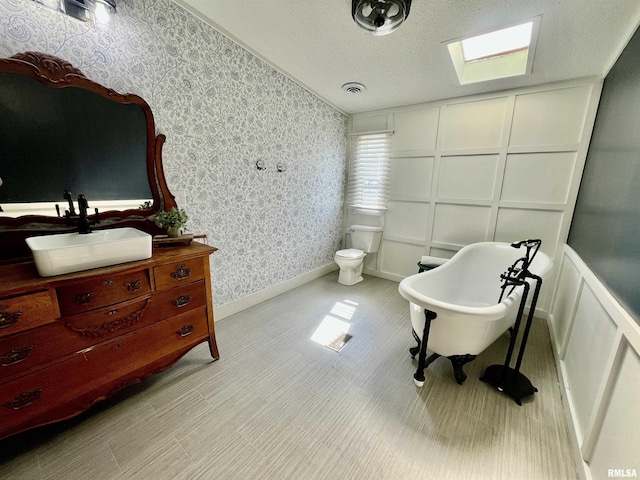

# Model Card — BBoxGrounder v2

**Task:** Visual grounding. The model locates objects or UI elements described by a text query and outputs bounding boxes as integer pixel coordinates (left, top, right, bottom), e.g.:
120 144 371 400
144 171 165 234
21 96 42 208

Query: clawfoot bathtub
398 241 553 387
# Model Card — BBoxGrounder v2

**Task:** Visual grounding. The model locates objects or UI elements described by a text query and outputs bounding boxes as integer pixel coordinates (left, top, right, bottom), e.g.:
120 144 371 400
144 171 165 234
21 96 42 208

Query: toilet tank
350 225 383 253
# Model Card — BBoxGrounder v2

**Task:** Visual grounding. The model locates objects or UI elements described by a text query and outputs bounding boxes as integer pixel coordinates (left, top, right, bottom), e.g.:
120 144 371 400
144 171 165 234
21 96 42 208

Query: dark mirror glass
0 52 176 264
0 72 152 216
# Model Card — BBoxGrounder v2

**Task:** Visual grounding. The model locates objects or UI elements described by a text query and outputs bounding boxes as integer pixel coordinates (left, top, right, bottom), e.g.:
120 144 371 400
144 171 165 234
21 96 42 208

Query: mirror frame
0 51 177 263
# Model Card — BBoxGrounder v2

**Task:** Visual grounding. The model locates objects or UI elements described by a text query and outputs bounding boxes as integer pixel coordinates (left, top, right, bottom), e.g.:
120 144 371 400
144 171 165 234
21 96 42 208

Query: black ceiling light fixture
33 0 116 24
352 0 412 36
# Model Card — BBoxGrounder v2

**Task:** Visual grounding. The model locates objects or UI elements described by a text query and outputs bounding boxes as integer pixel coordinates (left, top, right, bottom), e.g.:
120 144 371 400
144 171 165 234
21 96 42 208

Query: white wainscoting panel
548 245 640 480
441 97 508 150
385 201 429 242
501 152 577 203
549 254 583 348
429 247 457 259
380 240 425 278
348 79 602 286
510 85 592 147
392 108 439 154
563 283 618 437
389 156 434 200
437 155 498 200
494 208 564 257
432 204 491 246
351 113 391 134
587 343 640 478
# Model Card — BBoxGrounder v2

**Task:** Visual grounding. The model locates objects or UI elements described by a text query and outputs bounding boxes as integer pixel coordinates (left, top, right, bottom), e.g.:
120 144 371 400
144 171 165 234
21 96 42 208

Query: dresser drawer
0 296 153 382
154 258 205 291
57 269 151 316
0 307 209 435
0 291 57 338
148 280 207 321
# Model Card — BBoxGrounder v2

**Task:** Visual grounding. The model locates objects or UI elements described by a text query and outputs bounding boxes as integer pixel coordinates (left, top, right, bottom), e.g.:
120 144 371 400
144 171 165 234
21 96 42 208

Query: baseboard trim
215 264 339 320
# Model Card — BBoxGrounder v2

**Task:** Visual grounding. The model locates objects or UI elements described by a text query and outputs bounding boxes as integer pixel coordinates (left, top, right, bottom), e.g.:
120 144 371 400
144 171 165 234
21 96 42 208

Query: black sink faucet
77 194 91 234
59 191 99 234
76 194 99 234
63 189 77 216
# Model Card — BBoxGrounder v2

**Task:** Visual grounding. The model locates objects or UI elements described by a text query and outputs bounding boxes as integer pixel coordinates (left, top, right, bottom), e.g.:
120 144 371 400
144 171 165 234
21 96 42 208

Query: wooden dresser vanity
0 242 218 440
0 51 221 440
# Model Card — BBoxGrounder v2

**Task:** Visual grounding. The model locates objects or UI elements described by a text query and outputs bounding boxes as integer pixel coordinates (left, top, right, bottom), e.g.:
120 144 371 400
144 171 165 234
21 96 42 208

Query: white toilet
335 225 383 286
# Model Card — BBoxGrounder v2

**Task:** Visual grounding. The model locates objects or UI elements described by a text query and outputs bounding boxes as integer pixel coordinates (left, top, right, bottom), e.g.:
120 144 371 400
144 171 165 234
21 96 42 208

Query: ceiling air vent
342 82 366 94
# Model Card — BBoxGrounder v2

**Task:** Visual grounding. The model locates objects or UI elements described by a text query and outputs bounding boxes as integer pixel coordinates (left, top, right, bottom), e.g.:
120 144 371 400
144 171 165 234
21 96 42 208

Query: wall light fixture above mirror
33 0 116 24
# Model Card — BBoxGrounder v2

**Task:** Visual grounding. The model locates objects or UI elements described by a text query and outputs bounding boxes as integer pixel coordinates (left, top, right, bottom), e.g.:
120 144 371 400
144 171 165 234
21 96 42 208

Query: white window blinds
347 133 391 209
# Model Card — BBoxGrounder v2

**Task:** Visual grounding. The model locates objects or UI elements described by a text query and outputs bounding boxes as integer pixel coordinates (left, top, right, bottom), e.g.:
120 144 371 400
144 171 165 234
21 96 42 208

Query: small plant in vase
153 207 188 238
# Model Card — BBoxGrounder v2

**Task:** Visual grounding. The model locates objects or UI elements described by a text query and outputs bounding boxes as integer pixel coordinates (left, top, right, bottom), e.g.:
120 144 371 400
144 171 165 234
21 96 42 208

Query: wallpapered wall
0 0 348 307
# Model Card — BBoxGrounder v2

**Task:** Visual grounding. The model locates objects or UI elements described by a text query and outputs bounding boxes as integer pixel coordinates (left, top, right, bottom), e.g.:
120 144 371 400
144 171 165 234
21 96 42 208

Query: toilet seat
335 248 365 259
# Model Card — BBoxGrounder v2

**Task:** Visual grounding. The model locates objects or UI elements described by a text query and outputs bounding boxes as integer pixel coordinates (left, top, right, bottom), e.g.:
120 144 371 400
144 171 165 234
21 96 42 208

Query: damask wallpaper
0 0 347 307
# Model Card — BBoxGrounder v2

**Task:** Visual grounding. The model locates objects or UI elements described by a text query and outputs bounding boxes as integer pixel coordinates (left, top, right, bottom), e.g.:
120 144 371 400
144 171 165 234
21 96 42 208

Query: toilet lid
336 248 365 259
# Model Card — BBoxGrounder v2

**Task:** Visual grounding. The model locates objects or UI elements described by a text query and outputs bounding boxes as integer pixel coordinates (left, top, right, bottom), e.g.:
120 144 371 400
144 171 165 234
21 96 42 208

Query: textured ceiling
174 0 640 114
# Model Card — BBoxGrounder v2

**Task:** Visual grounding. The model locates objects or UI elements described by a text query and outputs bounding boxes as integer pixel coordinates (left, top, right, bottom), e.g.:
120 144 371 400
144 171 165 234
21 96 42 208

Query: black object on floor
480 365 538 405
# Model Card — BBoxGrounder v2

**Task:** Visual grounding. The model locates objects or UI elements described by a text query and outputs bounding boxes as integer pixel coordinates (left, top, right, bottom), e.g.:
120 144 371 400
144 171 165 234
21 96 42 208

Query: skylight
462 22 533 62
447 18 540 85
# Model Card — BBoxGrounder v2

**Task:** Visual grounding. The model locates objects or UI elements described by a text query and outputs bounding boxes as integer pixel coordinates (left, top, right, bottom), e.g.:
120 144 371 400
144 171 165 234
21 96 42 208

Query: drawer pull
3 388 43 410
125 280 142 292
170 264 191 281
1 346 34 366
172 295 192 308
107 309 119 316
0 305 23 329
102 279 115 286
73 292 95 306
176 324 195 337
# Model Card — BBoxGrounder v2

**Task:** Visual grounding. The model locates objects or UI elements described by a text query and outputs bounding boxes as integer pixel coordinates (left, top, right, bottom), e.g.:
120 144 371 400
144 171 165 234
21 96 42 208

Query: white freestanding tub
398 241 553 386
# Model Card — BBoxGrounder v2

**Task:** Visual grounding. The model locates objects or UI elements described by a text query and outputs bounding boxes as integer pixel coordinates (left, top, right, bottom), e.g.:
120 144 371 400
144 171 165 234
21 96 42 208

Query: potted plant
153 207 188 237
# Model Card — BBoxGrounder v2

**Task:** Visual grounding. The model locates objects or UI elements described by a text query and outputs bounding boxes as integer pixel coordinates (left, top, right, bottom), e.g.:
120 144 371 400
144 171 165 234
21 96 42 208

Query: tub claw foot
448 354 477 385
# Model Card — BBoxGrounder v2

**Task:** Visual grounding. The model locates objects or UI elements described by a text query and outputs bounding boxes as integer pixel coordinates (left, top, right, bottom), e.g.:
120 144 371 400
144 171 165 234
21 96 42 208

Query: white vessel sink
26 227 152 277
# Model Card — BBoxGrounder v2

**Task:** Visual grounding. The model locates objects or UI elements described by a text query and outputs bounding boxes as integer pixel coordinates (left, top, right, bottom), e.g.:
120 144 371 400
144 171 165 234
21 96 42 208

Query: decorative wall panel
437 155 498 200
388 156 433 200
385 201 429 242
380 240 424 278
510 86 591 146
432 204 490 246
501 152 576 203
349 79 600 302
563 283 617 436
548 246 640 480
589 344 640 478
391 108 439 154
494 208 563 257
441 97 507 150
549 255 582 346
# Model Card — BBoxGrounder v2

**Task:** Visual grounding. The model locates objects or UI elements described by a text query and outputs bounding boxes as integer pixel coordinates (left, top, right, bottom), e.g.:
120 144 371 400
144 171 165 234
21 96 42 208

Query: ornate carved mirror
0 52 176 263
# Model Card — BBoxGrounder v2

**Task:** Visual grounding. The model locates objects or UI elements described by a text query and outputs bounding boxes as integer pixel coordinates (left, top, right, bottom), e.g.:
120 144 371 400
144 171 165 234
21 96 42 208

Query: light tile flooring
0 273 578 480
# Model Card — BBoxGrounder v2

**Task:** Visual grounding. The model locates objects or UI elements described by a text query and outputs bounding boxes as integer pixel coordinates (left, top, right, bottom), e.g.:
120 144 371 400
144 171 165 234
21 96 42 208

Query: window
446 17 540 85
461 22 533 62
347 133 391 209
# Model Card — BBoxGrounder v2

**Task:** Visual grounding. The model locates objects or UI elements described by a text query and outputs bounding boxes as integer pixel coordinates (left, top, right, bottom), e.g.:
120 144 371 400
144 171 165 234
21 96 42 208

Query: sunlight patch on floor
311 300 358 351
